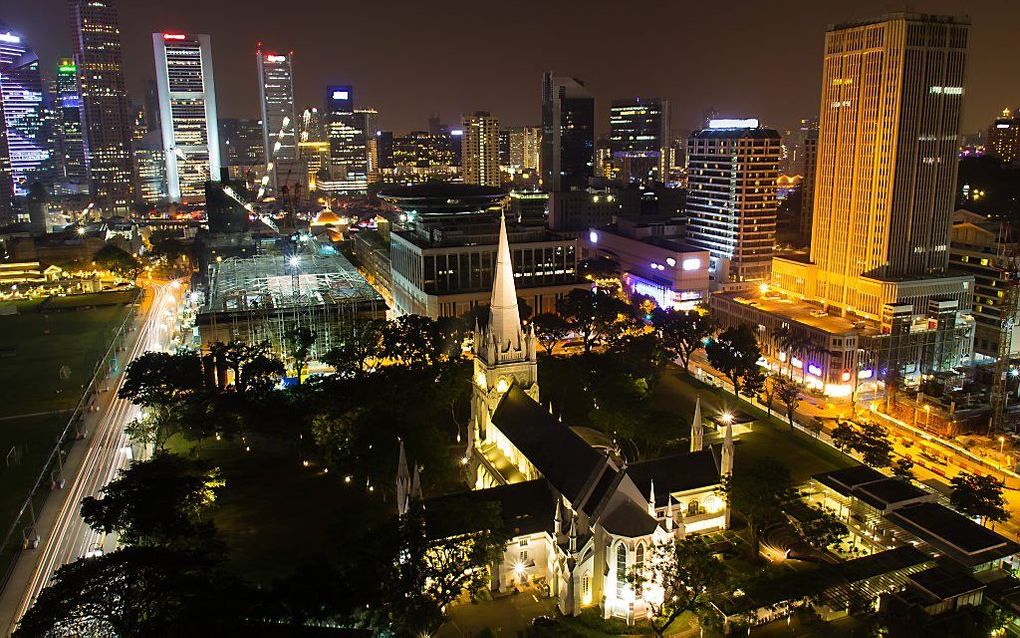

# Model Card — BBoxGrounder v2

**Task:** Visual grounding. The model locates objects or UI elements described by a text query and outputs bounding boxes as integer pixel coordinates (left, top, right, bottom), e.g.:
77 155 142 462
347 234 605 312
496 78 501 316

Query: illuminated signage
841 371 851 382
665 257 676 268
682 258 701 271
450 129 464 136
0 32 21 44
265 54 287 63
998 123 1011 129
588 231 598 244
331 90 349 100
58 64 77 74
162 33 187 41
807 364 822 376
708 118 759 130
858 369 874 380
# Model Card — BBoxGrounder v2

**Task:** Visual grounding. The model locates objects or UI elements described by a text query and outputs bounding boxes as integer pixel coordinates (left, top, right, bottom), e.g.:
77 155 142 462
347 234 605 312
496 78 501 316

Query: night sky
6 0 1018 136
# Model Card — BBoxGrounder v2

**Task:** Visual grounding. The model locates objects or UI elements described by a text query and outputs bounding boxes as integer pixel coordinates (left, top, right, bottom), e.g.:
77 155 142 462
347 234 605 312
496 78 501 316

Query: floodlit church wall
498 531 552 590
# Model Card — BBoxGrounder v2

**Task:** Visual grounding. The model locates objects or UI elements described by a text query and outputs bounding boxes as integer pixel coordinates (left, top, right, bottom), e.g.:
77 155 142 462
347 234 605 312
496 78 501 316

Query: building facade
257 48 297 194
55 59 88 191
462 111 500 187
152 32 222 202
69 0 135 212
685 119 780 285
541 73 594 191
325 86 367 194
609 98 670 185
987 108 1019 164
0 25 49 196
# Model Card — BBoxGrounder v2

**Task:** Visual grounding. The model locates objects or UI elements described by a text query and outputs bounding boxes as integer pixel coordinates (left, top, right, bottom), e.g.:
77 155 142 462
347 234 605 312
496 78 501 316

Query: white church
401 213 733 623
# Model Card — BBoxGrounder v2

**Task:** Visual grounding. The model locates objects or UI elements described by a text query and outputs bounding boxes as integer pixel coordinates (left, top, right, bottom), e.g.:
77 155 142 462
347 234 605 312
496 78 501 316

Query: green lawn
169 436 392 585
652 367 855 483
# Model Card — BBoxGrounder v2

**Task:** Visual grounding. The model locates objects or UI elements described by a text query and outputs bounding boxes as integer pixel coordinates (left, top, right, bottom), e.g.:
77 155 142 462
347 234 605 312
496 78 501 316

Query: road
0 279 183 635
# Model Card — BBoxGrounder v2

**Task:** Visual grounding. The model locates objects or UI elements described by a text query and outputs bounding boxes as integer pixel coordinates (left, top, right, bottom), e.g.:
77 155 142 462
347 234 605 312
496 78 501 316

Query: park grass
169 435 392 585
0 413 68 529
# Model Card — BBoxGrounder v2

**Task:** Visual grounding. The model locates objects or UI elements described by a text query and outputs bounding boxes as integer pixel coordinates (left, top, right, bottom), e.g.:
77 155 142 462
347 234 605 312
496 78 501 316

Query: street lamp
999 435 1006 455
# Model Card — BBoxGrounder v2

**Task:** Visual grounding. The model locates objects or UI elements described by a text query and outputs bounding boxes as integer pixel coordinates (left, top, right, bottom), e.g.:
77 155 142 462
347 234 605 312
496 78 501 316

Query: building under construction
197 252 386 361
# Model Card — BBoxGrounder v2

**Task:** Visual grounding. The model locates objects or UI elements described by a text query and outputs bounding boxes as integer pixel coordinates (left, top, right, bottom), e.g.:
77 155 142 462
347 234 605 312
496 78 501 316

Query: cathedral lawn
651 366 856 483
169 435 391 584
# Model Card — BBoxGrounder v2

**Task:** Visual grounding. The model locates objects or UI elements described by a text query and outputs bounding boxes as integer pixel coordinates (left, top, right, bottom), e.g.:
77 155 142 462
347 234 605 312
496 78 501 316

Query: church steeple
488 212 523 354
690 396 704 453
722 419 734 477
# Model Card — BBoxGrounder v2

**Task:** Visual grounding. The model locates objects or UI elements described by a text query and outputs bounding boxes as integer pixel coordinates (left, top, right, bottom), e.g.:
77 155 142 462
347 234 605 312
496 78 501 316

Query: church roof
600 499 660 537
422 479 556 539
491 384 604 504
625 447 723 505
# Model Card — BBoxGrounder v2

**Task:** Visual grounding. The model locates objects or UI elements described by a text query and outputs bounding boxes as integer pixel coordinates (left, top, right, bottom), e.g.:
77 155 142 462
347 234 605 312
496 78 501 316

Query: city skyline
6 0 1018 136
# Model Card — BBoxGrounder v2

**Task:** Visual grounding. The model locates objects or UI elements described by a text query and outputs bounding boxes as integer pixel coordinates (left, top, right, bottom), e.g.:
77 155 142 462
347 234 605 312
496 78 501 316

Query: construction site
196 252 386 362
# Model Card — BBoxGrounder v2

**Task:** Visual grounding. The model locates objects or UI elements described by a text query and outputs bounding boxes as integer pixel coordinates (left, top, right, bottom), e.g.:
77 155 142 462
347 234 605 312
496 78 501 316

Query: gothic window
582 573 591 597
615 544 627 599
634 544 645 599
688 499 700 516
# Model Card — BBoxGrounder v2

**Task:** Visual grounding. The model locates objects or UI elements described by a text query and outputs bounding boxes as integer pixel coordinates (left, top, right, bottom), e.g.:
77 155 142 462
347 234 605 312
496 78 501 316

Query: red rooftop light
163 33 186 40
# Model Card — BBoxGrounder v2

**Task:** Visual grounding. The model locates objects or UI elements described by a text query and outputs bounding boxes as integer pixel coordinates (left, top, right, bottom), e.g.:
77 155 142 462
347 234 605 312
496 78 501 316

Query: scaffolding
198 252 386 361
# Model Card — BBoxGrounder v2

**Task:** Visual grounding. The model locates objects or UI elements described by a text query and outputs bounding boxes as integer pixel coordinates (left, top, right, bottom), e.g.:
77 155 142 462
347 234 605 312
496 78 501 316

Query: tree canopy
720 457 795 558
706 324 764 398
950 472 1008 526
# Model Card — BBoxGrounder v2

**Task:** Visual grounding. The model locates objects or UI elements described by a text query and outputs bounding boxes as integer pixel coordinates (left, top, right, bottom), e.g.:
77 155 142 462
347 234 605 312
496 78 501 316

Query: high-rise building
219 118 264 170
324 86 367 193
798 124 818 245
506 126 540 174
299 107 326 143
461 111 500 187
152 32 221 202
685 119 780 284
772 13 971 319
358 108 379 180
69 0 135 212
541 73 594 191
55 59 88 190
0 24 50 196
987 108 1020 163
609 97 670 185
257 47 297 194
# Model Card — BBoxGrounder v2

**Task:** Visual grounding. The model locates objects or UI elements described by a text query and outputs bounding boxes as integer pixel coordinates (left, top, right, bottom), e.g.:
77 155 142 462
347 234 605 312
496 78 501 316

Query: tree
323 319 384 377
830 421 858 455
759 372 779 416
635 537 727 638
774 374 802 430
892 458 915 480
652 308 713 373
238 351 286 395
950 472 1008 526
287 326 316 383
556 288 634 353
80 453 222 548
797 504 848 552
720 458 795 558
93 244 142 278
14 547 245 637
380 314 444 368
119 351 203 408
706 324 763 399
124 404 181 452
830 421 893 468
532 312 571 355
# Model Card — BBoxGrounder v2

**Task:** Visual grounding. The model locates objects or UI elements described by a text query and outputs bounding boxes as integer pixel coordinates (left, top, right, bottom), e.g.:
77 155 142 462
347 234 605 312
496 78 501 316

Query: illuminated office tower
541 73 594 191
609 97 670 184
987 108 1020 163
69 0 134 211
358 108 379 179
55 59 88 188
461 111 500 187
257 47 297 194
0 24 49 196
325 86 367 193
772 13 971 319
506 126 540 174
685 119 780 284
152 32 221 202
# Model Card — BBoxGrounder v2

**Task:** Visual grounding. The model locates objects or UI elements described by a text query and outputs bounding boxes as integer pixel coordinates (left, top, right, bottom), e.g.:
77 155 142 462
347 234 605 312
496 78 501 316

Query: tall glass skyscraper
152 32 221 202
541 72 594 192
69 0 134 211
257 48 297 164
55 59 88 190
325 86 367 193
609 97 670 185
0 24 49 196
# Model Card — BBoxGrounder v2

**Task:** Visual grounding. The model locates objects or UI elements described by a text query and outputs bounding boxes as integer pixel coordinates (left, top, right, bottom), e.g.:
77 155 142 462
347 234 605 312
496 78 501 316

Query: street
0 280 183 636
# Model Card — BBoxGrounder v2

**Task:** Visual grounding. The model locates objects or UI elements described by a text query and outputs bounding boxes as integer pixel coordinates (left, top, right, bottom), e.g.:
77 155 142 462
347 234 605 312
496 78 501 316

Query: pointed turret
722 420 734 477
665 494 674 532
410 465 422 501
487 213 524 355
396 440 411 517
648 478 656 517
554 499 563 536
690 396 704 453
568 515 577 555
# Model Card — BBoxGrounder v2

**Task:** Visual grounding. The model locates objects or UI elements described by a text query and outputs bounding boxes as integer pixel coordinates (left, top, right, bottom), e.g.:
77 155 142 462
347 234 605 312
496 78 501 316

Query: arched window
634 544 645 599
615 544 627 599
582 573 591 597
688 499 700 516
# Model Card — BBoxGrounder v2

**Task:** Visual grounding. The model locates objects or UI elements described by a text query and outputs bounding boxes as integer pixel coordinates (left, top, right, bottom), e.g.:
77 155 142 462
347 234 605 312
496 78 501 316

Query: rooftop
626 448 722 504
907 566 984 602
886 502 1020 568
716 290 876 337
423 479 556 539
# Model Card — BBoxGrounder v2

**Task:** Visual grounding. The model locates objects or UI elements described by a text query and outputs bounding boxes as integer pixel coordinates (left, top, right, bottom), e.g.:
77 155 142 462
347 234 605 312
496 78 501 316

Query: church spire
648 478 656 517
396 439 411 517
722 419 734 477
487 212 523 354
690 396 704 453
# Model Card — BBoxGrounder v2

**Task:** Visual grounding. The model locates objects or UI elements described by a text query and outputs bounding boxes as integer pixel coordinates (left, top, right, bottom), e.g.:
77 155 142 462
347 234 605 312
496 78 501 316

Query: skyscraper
987 108 1020 163
461 111 500 187
0 24 50 196
798 124 818 246
541 73 594 191
55 59 88 190
152 32 222 202
69 0 134 211
506 126 541 174
685 119 780 284
325 86 367 193
772 13 971 319
257 47 297 193
609 97 670 185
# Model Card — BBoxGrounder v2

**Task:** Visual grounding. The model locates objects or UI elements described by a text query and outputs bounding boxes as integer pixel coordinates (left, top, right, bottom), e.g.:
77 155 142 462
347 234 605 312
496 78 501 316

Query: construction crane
989 223 1020 433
